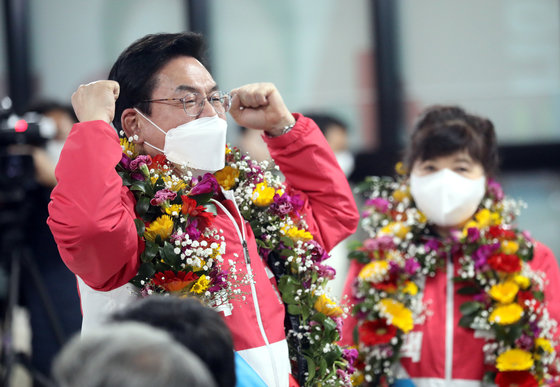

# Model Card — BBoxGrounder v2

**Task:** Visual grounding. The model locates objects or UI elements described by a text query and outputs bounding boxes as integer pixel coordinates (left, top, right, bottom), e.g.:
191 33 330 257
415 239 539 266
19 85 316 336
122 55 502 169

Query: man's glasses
143 90 231 117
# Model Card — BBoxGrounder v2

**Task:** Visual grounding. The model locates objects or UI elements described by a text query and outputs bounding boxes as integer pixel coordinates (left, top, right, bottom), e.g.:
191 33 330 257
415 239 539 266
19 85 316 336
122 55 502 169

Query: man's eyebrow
175 84 219 94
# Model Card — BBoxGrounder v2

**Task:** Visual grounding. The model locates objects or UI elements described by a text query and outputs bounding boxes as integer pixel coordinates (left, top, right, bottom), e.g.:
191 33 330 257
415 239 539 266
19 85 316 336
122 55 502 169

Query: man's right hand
71 80 120 123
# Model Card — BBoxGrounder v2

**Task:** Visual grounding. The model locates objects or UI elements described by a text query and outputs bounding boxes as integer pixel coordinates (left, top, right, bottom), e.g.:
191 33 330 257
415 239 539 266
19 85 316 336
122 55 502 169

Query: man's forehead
153 57 216 95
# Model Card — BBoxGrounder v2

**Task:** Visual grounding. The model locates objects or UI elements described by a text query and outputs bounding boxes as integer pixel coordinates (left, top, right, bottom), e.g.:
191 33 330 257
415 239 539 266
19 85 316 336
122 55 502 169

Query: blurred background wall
1 0 559 254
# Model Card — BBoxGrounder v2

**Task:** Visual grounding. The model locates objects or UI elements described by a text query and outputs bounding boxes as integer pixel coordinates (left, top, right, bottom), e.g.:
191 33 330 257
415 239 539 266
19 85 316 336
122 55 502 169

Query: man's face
138 56 222 157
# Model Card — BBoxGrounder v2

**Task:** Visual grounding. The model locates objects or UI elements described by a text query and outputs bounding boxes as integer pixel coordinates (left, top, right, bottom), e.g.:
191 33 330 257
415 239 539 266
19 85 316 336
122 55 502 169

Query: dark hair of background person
110 296 235 387
28 100 78 122
403 105 499 177
108 32 208 132
303 113 348 135
52 322 216 387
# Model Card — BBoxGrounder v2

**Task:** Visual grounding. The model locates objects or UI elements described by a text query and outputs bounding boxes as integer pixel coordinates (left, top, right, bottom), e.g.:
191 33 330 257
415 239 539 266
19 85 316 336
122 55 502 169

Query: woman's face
411 150 485 180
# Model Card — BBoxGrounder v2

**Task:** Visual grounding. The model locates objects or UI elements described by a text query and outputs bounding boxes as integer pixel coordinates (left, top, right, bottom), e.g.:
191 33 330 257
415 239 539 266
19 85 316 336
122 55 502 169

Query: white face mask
410 169 486 227
335 151 355 177
135 109 227 172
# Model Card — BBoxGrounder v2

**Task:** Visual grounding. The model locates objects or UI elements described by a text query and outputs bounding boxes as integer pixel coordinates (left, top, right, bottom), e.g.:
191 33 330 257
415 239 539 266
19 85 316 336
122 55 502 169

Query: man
53 322 216 387
48 32 358 387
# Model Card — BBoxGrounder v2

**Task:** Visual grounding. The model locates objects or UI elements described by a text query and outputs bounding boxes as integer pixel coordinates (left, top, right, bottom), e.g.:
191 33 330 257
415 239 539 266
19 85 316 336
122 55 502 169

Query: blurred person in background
47 32 358 387
304 112 356 298
237 125 271 163
341 106 560 386
111 295 266 387
52 322 216 387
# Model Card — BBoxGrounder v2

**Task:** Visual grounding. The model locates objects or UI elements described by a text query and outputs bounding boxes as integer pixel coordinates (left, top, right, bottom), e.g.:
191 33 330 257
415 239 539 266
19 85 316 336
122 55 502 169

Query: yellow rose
314 294 343 317
474 209 501 228
513 275 531 290
380 222 410 239
489 303 524 325
501 240 519 255
403 281 418 296
144 215 174 242
358 260 389 283
496 349 534 371
215 166 240 190
377 298 414 333
489 281 519 304
251 182 277 207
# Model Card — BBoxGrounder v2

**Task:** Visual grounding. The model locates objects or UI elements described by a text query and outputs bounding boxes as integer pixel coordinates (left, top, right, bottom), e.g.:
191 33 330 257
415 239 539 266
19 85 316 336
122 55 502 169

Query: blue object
392 379 416 387
234 352 267 387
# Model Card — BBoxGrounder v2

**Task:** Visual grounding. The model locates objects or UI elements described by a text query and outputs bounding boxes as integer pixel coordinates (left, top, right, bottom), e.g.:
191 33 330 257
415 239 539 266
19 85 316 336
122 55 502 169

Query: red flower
152 154 168 169
372 281 398 293
181 195 198 216
488 226 517 241
152 270 199 292
488 253 521 273
517 291 542 315
358 319 397 346
495 371 538 387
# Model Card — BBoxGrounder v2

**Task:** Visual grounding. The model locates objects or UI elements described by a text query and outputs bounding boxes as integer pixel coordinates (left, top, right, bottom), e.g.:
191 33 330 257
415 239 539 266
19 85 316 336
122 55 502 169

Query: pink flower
150 189 177 206
365 198 391 213
129 155 152 170
190 173 219 196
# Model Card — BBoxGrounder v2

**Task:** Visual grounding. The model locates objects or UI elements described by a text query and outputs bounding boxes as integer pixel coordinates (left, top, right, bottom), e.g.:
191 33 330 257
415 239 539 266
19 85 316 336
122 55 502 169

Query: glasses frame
142 90 231 117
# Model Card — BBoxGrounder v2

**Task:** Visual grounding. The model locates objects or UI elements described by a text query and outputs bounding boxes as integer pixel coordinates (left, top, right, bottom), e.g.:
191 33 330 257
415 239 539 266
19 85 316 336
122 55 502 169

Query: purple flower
487 179 504 201
389 260 400 275
208 269 228 292
185 219 201 240
365 197 390 213
404 258 421 276
363 235 395 251
150 188 177 206
522 230 532 241
472 242 500 269
342 348 358 364
120 153 132 169
466 227 480 243
333 316 343 336
515 333 534 351
316 264 336 280
530 321 541 336
129 155 152 171
270 193 294 216
190 173 219 196
424 239 441 253
131 172 145 181
308 240 330 263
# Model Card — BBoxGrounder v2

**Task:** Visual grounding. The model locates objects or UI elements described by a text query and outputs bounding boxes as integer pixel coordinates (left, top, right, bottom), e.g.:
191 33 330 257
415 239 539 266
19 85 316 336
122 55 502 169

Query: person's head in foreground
52 321 216 387
110 296 235 387
403 105 498 234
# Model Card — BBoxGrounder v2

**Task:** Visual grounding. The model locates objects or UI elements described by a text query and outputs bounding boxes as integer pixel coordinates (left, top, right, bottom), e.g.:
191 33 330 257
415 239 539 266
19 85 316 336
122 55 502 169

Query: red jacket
341 242 560 386
48 114 359 387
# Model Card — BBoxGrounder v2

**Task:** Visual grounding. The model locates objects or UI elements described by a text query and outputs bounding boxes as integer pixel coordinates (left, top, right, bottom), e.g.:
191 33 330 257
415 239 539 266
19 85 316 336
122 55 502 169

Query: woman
341 106 560 386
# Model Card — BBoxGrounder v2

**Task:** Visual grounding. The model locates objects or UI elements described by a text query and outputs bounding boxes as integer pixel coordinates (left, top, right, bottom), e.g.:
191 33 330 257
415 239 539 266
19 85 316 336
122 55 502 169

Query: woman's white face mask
135 108 227 172
410 168 486 227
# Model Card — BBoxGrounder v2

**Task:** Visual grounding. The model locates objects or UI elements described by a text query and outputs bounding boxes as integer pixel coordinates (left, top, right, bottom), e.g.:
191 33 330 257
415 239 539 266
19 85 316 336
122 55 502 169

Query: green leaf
160 241 179 266
134 219 145 236
457 286 480 295
458 314 475 328
279 249 294 258
192 192 214 206
287 304 302 315
140 241 159 263
533 291 544 302
304 355 316 381
130 181 148 194
505 324 523 342
118 171 134 186
280 236 294 247
459 301 483 316
130 263 156 287
348 250 368 263
135 196 151 217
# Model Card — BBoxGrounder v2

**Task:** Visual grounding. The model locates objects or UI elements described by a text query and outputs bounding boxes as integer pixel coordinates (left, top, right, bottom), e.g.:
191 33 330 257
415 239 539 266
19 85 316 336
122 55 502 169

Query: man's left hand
230 83 295 137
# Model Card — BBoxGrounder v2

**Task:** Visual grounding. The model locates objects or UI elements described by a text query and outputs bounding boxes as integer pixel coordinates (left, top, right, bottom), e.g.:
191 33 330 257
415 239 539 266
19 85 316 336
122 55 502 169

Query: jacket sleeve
529 242 560 339
263 114 359 251
47 121 141 291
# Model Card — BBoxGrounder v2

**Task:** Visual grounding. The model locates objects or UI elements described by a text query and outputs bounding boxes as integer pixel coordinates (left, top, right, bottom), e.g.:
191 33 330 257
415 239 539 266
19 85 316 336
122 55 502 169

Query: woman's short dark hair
403 105 499 177
108 32 208 132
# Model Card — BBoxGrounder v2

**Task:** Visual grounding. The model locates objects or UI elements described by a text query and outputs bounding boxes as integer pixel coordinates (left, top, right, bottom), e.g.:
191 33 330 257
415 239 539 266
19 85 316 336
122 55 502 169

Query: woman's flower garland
221 146 356 386
349 171 559 386
117 138 242 310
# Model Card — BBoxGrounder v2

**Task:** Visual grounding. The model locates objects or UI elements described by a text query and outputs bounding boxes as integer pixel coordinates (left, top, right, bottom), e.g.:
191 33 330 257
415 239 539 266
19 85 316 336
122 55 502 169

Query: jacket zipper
211 198 280 387
445 254 454 382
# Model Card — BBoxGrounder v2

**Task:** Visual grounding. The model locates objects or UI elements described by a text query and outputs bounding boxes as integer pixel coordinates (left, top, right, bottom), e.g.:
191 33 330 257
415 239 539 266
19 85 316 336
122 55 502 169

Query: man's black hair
110 296 235 387
108 32 208 132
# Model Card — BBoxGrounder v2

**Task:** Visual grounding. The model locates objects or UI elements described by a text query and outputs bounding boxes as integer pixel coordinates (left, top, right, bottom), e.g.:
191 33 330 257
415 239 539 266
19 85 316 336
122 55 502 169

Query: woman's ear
121 108 144 143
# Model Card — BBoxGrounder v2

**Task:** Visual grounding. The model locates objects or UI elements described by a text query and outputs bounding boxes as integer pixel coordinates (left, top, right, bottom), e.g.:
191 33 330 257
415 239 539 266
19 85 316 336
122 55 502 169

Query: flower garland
221 146 356 386
118 138 356 385
348 170 559 386
117 138 242 309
